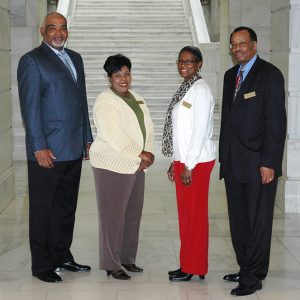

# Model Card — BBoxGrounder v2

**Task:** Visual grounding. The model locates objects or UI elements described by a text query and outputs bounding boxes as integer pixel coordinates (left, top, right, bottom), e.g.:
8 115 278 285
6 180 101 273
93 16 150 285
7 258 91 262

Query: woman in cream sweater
90 54 154 280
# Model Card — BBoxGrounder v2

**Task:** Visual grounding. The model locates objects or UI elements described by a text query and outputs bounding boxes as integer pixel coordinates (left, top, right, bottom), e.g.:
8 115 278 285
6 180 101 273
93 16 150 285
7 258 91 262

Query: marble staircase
12 0 220 160
67 0 221 142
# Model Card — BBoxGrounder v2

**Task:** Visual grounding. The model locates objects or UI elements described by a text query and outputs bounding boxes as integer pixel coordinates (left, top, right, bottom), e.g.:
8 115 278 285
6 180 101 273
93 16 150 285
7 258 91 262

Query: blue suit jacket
17 42 93 161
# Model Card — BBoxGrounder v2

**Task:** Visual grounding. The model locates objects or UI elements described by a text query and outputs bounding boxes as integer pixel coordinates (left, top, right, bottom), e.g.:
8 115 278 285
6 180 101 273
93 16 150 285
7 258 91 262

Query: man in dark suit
219 26 286 296
17 12 93 283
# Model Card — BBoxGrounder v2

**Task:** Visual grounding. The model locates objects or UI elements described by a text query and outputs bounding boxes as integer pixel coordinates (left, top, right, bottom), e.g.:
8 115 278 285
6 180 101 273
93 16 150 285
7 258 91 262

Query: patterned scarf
162 74 202 157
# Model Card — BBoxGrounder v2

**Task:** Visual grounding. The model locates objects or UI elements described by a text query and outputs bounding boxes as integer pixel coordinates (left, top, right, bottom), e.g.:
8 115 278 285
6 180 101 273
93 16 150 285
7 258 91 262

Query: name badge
137 100 144 104
244 91 256 99
182 101 192 109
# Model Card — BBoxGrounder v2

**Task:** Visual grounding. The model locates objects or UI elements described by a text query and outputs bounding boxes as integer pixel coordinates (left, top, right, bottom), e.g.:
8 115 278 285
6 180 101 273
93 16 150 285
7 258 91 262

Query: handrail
185 0 210 43
57 0 70 17
57 0 209 43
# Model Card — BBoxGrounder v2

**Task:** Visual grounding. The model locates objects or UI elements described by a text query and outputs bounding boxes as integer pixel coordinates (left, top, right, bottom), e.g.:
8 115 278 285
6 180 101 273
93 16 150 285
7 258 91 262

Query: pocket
44 120 64 128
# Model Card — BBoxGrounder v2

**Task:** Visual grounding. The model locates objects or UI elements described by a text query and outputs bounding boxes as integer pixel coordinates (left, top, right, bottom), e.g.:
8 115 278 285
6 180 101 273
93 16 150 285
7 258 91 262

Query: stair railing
184 0 210 44
57 0 75 23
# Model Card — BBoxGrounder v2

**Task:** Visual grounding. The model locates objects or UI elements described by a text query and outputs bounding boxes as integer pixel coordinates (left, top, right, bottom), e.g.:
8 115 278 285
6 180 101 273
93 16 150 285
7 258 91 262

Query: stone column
11 0 47 160
210 0 220 42
0 0 14 212
271 0 300 212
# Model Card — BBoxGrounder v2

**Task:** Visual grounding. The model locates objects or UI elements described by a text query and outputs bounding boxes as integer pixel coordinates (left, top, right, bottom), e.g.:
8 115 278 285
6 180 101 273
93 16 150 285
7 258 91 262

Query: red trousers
174 160 215 275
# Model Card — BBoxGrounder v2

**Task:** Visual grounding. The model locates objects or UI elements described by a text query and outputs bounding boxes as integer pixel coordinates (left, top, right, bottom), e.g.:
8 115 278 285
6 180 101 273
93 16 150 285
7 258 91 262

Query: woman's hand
139 151 155 164
138 151 155 171
180 168 192 186
167 162 175 182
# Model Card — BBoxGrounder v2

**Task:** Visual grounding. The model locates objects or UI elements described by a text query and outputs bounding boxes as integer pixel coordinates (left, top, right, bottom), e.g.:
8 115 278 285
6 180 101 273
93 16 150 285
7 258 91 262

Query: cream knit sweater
90 88 154 174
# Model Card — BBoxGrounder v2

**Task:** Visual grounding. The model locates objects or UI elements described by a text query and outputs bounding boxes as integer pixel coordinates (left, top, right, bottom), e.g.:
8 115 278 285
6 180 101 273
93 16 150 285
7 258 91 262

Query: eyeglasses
176 60 200 66
229 41 249 50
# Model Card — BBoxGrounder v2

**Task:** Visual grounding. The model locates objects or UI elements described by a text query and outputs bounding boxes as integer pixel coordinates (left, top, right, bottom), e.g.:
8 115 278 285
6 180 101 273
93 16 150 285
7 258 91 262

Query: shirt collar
43 41 65 55
239 54 257 80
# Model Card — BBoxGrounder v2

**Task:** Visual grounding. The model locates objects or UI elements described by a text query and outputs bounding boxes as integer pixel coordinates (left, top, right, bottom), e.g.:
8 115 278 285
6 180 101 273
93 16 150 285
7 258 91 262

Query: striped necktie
57 51 77 82
233 67 244 100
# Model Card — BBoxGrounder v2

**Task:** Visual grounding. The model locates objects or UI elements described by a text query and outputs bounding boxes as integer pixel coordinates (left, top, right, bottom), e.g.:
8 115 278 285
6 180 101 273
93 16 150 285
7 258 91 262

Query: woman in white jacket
162 46 215 281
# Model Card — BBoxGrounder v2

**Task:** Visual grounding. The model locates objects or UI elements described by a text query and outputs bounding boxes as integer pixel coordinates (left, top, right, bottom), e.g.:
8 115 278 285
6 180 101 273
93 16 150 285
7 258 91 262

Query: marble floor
1 153 300 299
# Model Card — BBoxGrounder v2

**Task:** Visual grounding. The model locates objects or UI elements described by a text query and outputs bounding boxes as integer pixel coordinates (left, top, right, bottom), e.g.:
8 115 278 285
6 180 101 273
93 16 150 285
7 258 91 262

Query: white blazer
172 79 215 169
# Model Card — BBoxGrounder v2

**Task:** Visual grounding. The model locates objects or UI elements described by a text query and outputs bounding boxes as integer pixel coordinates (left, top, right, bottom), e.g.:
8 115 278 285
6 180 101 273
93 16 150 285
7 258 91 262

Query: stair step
69 33 191 38
70 24 190 29
71 0 219 142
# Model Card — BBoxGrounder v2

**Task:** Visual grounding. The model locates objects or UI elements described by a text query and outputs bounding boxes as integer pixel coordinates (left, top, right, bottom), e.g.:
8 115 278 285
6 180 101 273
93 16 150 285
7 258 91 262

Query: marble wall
210 0 220 42
11 0 47 160
0 0 14 212
271 0 300 212
227 0 272 62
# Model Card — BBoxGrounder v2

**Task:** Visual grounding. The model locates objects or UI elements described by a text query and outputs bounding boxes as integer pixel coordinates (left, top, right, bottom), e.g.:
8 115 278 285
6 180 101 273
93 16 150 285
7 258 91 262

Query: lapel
40 43 78 87
229 64 239 98
226 64 239 111
232 56 261 107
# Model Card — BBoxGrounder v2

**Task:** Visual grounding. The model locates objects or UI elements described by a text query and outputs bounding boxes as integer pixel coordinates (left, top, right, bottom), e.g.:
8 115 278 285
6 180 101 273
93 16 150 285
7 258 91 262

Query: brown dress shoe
122 264 143 272
106 269 131 280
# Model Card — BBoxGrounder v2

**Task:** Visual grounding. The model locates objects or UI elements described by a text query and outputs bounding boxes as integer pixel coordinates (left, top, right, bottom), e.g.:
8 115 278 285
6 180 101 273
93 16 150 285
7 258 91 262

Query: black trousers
27 157 82 275
224 164 278 286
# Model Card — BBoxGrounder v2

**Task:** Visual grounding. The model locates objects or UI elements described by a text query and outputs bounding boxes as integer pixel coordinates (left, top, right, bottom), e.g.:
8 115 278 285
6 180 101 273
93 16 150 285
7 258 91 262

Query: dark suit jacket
17 42 93 161
219 56 286 183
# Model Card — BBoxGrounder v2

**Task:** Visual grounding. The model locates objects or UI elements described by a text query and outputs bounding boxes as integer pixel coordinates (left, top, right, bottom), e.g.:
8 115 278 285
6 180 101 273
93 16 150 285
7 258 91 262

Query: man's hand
83 143 91 160
34 149 56 168
260 166 275 184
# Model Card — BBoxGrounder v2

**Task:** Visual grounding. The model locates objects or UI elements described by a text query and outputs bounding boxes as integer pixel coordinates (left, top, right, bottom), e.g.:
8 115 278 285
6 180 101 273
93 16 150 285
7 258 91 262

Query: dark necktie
57 51 77 82
233 67 244 100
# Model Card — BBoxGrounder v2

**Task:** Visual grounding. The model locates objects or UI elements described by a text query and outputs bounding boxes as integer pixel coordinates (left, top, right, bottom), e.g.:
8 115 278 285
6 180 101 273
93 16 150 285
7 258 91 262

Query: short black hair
230 26 257 43
103 54 131 77
179 46 203 62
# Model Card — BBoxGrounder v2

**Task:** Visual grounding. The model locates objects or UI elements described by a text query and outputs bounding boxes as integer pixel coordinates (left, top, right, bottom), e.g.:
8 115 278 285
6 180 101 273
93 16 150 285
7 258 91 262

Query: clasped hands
138 151 155 171
167 163 192 186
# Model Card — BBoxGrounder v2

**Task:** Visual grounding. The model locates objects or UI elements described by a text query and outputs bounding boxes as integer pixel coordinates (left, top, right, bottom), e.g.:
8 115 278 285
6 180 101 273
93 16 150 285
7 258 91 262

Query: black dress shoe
223 272 240 282
122 264 143 272
106 269 131 280
169 271 193 282
57 261 91 272
34 270 62 283
168 268 181 276
230 282 262 296
169 270 205 282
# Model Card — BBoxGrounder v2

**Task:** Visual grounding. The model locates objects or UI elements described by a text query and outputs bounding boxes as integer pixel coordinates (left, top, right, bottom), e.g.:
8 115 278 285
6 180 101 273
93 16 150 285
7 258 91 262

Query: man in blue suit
219 27 286 296
17 12 93 282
